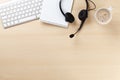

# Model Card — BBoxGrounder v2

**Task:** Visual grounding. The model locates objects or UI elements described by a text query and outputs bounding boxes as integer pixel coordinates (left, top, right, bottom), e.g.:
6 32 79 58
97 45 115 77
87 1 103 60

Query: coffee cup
94 7 112 25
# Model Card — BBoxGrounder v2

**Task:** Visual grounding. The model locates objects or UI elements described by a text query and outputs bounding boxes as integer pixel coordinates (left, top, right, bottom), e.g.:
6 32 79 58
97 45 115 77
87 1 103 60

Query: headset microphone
69 19 86 38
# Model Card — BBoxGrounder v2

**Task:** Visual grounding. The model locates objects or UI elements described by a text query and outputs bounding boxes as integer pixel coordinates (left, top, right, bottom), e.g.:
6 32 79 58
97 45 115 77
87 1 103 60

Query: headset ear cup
65 12 75 23
78 10 88 21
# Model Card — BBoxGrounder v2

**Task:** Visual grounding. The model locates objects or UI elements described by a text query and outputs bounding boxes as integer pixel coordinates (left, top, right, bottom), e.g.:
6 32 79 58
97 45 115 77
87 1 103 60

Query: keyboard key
3 24 7 27
19 16 36 23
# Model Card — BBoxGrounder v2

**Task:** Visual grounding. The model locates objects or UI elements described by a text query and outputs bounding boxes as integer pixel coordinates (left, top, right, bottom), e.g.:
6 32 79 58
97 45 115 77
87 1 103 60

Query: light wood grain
0 0 120 80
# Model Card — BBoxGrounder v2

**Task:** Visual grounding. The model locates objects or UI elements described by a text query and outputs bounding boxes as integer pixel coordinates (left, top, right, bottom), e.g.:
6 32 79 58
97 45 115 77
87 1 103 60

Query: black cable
88 0 96 11
85 0 89 10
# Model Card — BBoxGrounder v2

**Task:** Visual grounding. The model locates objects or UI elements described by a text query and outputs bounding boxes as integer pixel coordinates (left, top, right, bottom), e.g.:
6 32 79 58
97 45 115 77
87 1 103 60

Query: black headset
59 0 96 38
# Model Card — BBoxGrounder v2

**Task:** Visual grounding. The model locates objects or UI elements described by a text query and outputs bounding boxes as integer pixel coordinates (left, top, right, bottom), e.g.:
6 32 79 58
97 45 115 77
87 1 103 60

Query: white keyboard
0 0 43 28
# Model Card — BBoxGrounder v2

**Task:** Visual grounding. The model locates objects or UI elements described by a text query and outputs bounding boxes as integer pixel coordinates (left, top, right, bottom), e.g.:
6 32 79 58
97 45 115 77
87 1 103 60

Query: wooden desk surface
0 0 120 80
